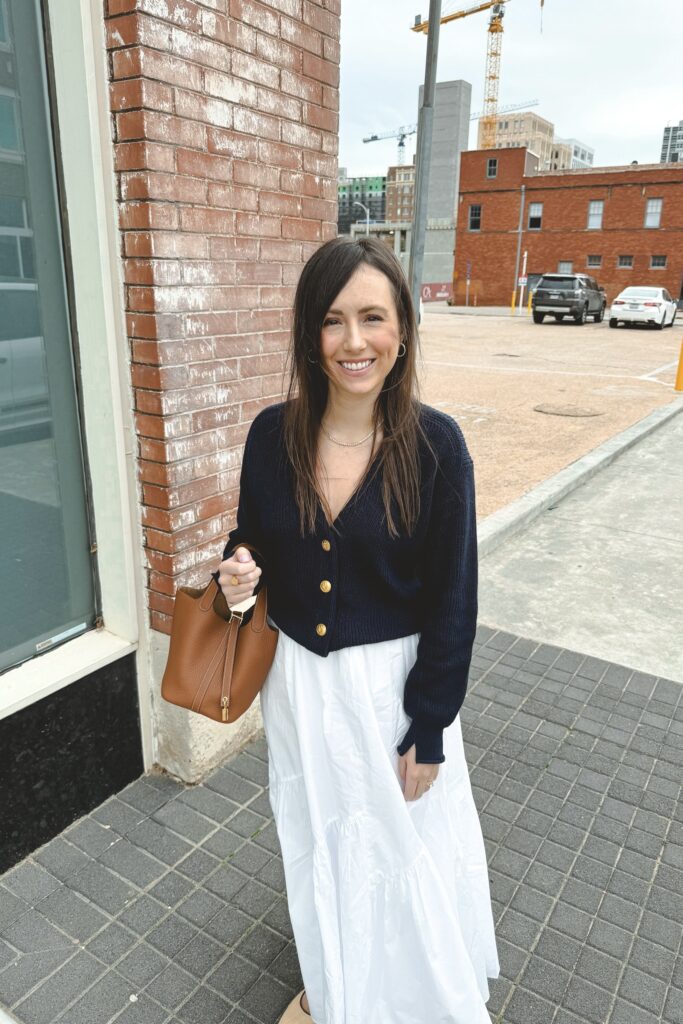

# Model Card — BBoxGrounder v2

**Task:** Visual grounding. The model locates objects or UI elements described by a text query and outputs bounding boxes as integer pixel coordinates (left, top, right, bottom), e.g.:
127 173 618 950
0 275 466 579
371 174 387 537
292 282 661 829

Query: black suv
532 274 606 325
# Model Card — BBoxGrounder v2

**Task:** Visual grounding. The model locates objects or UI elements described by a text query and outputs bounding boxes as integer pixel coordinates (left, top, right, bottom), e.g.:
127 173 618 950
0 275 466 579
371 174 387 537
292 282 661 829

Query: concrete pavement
479 402 683 686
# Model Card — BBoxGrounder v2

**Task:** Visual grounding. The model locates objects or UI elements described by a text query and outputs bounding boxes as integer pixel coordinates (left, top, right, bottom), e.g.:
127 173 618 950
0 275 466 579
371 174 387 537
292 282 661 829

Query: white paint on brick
205 70 257 107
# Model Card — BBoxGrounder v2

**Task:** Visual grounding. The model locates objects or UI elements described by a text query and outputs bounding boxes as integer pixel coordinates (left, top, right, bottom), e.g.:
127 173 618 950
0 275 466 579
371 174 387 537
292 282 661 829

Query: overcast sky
339 0 681 177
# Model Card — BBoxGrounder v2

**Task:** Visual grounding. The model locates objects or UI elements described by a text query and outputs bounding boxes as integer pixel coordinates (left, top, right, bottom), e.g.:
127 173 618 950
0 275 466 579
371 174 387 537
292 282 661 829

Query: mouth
337 358 377 376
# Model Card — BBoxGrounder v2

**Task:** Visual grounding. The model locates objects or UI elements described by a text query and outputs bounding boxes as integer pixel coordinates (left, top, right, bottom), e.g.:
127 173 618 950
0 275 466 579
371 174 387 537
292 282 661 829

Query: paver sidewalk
0 627 681 1024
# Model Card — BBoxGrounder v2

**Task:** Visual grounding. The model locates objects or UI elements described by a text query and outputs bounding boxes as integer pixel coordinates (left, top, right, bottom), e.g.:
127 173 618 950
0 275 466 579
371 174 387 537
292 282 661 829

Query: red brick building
454 148 683 306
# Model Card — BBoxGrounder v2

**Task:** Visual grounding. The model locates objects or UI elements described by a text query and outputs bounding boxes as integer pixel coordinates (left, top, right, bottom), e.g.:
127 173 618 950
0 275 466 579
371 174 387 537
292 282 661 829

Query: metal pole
517 249 527 315
409 0 442 325
513 183 525 297
353 201 370 236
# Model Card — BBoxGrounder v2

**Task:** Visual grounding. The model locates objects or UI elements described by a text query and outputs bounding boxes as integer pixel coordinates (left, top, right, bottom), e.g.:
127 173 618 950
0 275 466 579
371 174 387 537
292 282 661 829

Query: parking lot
419 307 682 518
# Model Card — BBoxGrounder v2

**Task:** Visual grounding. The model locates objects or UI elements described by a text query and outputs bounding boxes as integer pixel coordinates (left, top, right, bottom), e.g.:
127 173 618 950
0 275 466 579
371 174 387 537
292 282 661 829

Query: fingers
216 547 263 605
397 757 439 801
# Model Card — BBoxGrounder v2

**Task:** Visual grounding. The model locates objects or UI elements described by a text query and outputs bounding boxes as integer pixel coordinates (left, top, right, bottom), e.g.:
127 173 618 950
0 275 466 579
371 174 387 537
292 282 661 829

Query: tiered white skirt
260 618 500 1024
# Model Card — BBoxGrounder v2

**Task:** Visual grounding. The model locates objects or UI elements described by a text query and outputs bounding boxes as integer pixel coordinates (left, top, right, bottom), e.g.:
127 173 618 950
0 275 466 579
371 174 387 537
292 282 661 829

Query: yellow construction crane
412 0 508 149
412 0 544 150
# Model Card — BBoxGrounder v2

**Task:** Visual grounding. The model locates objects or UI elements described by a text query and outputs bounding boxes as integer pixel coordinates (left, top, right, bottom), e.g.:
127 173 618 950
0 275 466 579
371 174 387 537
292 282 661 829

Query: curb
478 396 683 558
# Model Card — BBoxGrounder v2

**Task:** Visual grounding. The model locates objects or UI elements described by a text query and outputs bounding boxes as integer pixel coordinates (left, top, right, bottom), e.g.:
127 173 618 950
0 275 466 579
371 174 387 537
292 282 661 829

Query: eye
323 317 340 327
366 314 382 322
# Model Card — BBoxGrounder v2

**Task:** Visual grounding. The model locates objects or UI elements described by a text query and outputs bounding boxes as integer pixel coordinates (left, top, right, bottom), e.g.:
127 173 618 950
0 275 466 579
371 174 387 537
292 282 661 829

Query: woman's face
319 264 402 397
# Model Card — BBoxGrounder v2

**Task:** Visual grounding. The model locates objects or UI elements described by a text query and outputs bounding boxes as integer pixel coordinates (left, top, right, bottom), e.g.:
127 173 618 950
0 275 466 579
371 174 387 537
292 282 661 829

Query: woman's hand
398 744 439 801
217 546 262 608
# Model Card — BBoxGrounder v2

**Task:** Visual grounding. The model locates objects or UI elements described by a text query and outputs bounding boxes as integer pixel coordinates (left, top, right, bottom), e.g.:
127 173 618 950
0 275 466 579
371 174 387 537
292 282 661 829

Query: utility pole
409 0 442 324
513 184 525 300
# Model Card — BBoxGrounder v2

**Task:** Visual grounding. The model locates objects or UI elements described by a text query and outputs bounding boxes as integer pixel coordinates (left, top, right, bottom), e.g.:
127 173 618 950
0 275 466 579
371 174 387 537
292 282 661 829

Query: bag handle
214 540 267 721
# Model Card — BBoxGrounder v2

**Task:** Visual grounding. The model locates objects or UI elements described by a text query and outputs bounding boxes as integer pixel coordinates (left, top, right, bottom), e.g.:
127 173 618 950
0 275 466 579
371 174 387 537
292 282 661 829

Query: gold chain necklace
320 422 375 447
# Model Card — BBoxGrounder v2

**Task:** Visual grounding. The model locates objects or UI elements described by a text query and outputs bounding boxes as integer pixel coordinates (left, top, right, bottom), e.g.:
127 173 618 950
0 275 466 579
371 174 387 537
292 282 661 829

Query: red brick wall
104 0 340 632
455 149 683 306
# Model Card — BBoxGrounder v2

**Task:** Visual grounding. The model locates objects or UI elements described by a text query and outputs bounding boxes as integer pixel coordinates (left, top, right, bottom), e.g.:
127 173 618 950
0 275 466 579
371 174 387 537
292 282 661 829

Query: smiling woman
213 236 500 1023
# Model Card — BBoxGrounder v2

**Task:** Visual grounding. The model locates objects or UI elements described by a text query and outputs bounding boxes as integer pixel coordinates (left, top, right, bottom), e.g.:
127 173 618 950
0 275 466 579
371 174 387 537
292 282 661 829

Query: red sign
421 282 453 302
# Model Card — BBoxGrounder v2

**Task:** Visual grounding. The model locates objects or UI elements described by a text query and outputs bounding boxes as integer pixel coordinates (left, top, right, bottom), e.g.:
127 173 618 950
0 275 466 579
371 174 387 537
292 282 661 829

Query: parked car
609 287 677 329
532 273 606 325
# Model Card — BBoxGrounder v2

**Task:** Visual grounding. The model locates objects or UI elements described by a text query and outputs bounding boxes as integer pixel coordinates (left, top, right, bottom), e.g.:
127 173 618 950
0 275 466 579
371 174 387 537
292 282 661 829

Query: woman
214 236 500 1023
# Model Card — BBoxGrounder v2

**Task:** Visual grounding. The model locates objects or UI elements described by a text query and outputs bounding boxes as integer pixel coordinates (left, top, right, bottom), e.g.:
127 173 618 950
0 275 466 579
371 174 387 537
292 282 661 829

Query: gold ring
230 575 239 585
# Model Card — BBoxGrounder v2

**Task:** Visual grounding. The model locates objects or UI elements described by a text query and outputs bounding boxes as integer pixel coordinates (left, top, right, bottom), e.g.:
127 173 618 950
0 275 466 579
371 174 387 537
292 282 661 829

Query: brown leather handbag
161 544 279 724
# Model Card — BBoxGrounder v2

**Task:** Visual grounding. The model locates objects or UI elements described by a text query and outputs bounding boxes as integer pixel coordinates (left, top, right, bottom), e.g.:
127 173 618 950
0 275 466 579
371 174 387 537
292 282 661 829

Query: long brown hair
281 235 435 540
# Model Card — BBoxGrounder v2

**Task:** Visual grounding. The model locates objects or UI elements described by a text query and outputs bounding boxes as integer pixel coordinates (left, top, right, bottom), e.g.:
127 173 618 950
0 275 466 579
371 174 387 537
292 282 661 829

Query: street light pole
409 0 442 324
353 201 370 236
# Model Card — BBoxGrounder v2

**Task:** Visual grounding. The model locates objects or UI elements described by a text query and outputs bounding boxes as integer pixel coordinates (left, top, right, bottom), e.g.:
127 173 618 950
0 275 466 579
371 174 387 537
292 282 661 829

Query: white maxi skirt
260 618 500 1024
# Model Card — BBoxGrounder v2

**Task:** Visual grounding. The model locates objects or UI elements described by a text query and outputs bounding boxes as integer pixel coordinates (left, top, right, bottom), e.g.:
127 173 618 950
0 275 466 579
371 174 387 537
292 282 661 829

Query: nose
343 318 366 352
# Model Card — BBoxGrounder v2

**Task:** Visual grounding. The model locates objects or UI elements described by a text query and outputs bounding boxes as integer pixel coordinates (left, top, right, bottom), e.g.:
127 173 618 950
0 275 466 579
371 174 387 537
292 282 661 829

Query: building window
587 200 603 229
468 204 481 231
528 202 543 230
0 1 96 672
617 255 634 268
650 255 667 269
644 198 662 228
558 261 573 274
586 255 602 268
486 158 498 179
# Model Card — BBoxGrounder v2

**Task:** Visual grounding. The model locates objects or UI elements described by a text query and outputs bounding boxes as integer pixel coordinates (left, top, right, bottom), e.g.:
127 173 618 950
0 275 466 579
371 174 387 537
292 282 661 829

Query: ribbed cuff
396 719 446 764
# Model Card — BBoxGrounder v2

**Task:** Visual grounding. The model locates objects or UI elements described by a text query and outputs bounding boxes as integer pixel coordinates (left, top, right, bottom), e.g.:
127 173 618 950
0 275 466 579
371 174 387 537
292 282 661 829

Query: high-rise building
480 111 554 167
418 79 472 283
661 121 683 163
480 112 594 171
552 138 595 170
337 173 386 234
386 157 416 223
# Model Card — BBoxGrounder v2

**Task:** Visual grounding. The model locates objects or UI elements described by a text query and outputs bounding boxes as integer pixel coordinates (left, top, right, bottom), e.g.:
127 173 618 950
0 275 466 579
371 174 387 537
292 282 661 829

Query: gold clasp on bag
220 696 230 722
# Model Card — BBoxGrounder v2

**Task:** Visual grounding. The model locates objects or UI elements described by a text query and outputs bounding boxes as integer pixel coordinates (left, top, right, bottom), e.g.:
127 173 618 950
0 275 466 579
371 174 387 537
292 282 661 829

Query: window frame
528 202 543 230
650 255 667 269
557 261 573 274
617 254 634 269
486 157 498 179
586 199 604 230
1 0 150 763
644 197 662 229
468 203 482 231
586 254 602 268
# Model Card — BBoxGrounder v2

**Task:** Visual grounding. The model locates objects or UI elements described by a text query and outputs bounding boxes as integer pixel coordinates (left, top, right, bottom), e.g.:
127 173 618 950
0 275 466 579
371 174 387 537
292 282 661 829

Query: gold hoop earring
398 342 407 357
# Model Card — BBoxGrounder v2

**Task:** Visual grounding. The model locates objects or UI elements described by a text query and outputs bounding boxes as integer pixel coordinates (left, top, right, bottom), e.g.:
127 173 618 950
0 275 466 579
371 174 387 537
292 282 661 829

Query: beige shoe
278 988 312 1023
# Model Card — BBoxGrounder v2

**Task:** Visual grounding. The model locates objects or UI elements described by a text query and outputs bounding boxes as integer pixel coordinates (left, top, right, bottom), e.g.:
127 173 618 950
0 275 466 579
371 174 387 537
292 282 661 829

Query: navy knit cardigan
211 399 478 764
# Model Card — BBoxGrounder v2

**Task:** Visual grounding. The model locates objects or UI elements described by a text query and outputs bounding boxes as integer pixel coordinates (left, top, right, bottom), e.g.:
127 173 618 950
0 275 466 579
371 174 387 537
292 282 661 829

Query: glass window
650 255 667 268
644 198 662 228
557 262 573 274
0 1 96 672
587 200 603 229
586 254 602 267
0 2 8 47
0 91 21 152
528 202 543 230
468 204 481 231
617 255 633 268
486 158 497 179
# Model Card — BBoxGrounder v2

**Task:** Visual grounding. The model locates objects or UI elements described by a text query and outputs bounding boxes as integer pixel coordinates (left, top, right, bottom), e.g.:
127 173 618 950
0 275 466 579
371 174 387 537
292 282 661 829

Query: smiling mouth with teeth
338 359 376 371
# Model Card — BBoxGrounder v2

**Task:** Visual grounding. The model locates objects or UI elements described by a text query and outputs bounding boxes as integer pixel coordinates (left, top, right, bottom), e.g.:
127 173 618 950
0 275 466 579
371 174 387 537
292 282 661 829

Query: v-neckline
319 443 383 527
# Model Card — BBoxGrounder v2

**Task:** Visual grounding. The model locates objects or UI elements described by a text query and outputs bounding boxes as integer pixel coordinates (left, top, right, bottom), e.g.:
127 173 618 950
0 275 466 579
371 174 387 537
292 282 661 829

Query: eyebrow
325 305 389 315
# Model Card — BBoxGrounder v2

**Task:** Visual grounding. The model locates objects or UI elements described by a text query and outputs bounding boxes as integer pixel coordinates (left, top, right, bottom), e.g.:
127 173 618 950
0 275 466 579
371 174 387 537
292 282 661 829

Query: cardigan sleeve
396 425 478 764
211 420 267 600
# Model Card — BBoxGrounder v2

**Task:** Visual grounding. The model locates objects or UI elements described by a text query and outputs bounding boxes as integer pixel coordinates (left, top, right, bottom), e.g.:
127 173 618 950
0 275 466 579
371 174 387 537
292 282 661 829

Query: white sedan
609 287 677 329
